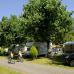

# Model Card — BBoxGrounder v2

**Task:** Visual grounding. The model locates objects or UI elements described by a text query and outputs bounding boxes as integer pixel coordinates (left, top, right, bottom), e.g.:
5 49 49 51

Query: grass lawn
0 56 74 69
0 56 7 59
0 66 23 74
28 58 52 64
24 57 74 69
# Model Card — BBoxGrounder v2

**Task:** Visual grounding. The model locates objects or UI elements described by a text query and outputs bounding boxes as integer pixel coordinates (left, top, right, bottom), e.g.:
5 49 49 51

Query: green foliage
22 0 73 44
0 48 5 56
30 45 38 59
0 16 9 46
64 31 74 42
0 15 26 46
0 0 73 47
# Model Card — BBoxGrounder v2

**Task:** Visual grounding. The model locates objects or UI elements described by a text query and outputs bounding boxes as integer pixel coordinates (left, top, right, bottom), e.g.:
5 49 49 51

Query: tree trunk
47 41 50 52
46 41 50 57
46 41 53 57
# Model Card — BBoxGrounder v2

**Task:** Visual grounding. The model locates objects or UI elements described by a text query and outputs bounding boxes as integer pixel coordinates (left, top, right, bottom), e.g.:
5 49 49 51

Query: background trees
9 15 24 44
0 15 26 46
64 18 74 42
0 0 73 47
0 16 9 46
22 0 73 48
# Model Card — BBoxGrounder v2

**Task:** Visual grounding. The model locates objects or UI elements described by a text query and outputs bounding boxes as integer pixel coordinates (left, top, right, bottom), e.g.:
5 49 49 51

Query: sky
62 0 74 17
62 0 74 11
0 0 74 20
0 0 28 20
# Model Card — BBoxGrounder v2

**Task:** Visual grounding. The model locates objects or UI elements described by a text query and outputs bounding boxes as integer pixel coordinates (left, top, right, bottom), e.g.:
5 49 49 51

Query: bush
29 45 38 60
0 48 5 56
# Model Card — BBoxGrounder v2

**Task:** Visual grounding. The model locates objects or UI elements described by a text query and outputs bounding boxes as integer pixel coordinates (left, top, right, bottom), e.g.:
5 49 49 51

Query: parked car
65 53 74 66
62 42 74 66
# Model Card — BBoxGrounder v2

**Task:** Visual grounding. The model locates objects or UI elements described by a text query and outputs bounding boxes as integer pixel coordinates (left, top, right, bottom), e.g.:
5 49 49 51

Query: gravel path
0 59 74 74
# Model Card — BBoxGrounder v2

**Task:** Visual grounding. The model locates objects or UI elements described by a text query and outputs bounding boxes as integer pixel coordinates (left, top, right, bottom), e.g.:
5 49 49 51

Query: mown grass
24 57 74 69
0 56 74 69
0 56 7 59
0 66 23 74
28 58 52 64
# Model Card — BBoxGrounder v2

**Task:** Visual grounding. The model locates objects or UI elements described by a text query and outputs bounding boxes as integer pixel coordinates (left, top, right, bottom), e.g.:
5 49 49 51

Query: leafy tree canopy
22 0 73 44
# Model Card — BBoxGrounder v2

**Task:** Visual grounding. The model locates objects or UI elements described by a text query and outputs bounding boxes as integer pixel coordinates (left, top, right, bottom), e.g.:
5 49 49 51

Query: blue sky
62 0 74 11
0 0 74 20
0 0 28 20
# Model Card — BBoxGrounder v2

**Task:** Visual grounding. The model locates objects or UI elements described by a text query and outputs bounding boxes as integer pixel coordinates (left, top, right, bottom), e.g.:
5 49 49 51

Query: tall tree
22 0 73 49
0 15 26 46
9 15 26 44
0 16 9 46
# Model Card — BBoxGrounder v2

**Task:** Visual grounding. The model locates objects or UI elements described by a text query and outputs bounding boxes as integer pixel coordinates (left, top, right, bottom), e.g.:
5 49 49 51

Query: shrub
0 48 5 56
29 45 38 60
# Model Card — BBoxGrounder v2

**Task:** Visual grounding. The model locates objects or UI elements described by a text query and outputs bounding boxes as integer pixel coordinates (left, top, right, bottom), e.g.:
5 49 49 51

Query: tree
22 0 73 49
9 15 26 44
0 16 9 46
64 18 74 42
0 15 27 47
9 15 20 44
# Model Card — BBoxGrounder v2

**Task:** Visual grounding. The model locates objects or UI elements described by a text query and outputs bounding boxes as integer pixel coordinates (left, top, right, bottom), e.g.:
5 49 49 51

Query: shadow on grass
50 55 71 67
23 55 73 67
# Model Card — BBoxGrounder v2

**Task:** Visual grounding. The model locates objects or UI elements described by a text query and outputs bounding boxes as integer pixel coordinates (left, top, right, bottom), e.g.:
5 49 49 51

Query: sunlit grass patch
0 56 7 60
23 57 74 69
24 57 52 65
0 66 23 74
